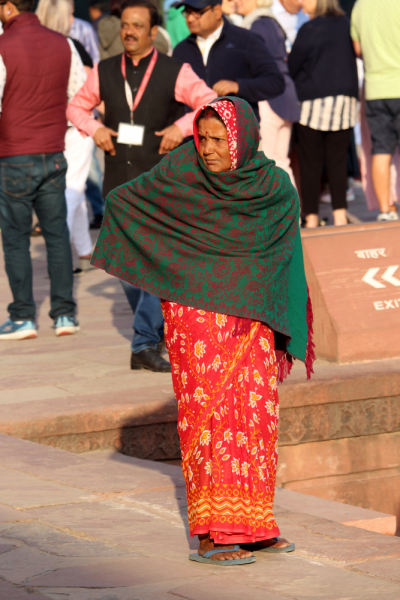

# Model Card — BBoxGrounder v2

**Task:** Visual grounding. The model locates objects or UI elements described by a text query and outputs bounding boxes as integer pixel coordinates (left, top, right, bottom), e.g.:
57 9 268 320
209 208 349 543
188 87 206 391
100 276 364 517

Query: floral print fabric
92 96 312 369
162 300 280 544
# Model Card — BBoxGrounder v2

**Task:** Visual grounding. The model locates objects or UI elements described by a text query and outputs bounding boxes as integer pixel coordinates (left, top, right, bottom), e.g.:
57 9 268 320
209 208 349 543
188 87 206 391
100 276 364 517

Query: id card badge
117 123 145 146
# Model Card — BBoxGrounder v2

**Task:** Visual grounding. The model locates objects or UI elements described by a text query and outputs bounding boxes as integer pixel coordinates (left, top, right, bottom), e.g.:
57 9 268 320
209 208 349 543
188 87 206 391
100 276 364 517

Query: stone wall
276 360 400 533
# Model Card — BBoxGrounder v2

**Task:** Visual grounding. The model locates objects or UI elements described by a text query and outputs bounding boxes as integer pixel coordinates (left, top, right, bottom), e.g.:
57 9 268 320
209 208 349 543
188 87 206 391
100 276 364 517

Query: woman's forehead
197 118 227 134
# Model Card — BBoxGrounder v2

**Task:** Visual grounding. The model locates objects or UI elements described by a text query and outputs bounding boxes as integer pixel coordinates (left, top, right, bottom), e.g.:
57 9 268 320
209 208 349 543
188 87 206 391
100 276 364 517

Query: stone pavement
1 230 400 597
0 433 400 600
1 236 400 525
0 233 174 444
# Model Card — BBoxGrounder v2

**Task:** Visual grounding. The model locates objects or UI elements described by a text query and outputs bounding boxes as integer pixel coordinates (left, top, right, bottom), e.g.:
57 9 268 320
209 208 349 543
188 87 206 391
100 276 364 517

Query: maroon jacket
0 13 71 158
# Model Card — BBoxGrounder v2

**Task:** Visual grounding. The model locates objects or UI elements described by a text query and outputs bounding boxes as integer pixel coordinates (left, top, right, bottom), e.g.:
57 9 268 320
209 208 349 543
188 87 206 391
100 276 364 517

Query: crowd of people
0 0 398 347
0 0 398 568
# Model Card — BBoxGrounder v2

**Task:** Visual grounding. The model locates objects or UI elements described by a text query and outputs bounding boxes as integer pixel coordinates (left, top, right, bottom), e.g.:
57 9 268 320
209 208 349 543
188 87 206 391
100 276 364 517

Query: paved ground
0 434 400 600
0 233 173 405
1 197 400 598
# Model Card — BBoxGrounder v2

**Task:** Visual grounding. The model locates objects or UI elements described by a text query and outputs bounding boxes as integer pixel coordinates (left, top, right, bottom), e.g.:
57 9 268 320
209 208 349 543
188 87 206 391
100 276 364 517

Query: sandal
189 544 255 566
259 537 295 553
241 537 295 553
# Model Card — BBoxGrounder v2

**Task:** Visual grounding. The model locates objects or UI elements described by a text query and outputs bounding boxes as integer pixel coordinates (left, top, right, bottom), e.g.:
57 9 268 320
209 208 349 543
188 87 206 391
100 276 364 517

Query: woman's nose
203 140 214 154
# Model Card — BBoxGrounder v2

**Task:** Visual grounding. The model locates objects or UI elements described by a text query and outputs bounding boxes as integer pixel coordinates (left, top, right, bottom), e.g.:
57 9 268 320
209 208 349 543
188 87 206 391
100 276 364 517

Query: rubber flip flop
189 544 256 566
259 537 295 553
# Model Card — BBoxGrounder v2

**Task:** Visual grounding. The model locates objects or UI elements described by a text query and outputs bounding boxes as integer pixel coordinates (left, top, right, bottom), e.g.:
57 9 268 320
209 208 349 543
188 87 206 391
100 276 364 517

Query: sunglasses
182 6 213 19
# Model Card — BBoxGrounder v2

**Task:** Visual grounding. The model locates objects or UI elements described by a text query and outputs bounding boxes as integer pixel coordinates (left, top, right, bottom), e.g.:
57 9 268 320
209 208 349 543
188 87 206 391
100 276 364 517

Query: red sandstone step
0 359 399 441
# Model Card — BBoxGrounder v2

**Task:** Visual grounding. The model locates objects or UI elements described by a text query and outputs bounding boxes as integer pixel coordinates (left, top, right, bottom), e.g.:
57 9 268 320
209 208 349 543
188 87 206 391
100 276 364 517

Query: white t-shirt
197 22 224 66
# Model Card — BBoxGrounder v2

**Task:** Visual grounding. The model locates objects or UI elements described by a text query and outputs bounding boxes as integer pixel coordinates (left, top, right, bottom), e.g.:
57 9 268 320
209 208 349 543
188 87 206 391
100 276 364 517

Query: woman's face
197 118 232 173
299 0 317 16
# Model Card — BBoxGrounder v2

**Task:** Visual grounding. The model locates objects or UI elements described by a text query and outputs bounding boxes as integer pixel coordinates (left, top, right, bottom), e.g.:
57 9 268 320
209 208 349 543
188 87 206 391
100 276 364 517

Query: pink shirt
67 51 217 139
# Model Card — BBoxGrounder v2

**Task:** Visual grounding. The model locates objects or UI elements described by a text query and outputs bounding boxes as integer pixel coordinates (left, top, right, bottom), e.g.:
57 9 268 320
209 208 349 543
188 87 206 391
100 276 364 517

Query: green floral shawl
92 97 314 377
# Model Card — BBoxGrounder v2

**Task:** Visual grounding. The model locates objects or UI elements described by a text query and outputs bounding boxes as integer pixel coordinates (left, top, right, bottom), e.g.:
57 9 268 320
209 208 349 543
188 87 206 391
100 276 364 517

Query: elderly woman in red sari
92 97 314 566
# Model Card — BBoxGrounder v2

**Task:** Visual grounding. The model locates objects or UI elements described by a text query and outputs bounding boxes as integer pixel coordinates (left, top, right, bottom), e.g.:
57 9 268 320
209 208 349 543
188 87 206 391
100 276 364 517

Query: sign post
302 222 400 362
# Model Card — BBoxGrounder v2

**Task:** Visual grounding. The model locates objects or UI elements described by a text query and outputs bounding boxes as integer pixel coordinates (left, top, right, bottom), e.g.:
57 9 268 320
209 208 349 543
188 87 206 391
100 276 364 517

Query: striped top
299 95 358 131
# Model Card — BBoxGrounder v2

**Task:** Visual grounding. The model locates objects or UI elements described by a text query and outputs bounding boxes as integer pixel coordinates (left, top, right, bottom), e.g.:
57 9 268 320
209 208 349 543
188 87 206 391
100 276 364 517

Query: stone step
1 358 399 456
1 434 400 600
86 450 397 537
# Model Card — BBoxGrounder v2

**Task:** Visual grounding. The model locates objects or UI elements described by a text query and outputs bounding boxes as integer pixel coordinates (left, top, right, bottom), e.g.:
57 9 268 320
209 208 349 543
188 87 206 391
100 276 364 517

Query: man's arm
235 33 285 103
155 63 217 153
350 5 361 58
84 24 100 64
67 64 118 155
67 64 101 135
0 54 6 116
353 40 361 58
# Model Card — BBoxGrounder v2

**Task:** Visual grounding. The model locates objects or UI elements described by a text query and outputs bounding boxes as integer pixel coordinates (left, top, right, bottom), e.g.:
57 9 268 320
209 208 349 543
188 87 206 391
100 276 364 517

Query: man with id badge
68 0 216 372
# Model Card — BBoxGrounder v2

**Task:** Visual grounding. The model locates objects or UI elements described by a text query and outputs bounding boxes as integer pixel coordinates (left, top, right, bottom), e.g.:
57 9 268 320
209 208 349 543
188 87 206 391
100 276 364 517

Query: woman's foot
333 208 347 226
305 214 319 228
241 536 295 553
198 534 252 562
257 537 292 550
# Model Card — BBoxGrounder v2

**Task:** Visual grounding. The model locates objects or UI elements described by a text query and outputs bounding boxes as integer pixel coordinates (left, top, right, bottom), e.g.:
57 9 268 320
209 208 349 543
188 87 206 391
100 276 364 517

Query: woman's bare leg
333 208 347 226
305 214 319 228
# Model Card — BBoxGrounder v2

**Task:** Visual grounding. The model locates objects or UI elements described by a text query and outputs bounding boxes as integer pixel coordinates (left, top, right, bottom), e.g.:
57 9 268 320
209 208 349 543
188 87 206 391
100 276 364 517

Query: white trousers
259 100 296 188
64 127 94 257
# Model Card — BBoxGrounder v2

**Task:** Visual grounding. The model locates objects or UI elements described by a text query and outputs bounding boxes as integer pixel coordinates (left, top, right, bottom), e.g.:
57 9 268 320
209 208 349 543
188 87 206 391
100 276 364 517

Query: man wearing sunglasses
173 0 285 120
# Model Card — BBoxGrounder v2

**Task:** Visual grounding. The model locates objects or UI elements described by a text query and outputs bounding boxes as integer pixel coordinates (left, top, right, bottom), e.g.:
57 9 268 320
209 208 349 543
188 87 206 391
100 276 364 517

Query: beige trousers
259 100 296 187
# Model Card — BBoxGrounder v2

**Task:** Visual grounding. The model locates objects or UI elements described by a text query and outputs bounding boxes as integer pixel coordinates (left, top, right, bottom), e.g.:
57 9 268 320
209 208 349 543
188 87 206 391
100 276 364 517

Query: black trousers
295 124 351 215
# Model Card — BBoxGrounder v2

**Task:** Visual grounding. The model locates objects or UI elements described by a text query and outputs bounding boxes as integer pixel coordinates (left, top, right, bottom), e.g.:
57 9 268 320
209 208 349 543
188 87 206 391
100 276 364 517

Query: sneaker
73 257 92 276
54 316 80 337
319 191 331 204
0 318 37 340
377 211 399 222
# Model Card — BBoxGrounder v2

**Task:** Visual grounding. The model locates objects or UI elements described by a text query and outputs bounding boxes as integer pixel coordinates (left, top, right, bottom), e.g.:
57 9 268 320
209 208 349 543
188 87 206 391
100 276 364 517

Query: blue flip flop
259 537 295 553
189 544 256 566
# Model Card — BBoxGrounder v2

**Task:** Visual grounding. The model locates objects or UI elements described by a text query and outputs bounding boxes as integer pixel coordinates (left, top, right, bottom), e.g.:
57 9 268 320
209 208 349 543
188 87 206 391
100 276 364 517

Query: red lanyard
121 48 158 124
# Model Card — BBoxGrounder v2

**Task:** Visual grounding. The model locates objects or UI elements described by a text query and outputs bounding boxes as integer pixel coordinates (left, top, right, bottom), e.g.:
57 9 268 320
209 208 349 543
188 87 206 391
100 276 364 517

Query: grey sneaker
377 211 399 221
54 316 80 337
0 318 37 340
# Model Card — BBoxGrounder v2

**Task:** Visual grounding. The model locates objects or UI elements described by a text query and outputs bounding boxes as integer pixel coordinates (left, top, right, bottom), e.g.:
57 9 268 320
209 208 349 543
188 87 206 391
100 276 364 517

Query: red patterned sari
163 300 280 544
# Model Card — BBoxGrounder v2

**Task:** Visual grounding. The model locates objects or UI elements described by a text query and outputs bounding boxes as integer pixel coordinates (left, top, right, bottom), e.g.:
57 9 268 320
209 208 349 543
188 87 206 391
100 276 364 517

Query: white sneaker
54 316 80 336
320 191 331 204
377 211 399 222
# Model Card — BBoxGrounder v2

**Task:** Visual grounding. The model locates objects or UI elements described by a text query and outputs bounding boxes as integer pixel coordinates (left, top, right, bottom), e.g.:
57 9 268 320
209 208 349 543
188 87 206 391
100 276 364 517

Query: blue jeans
120 280 164 353
0 153 76 321
85 150 104 217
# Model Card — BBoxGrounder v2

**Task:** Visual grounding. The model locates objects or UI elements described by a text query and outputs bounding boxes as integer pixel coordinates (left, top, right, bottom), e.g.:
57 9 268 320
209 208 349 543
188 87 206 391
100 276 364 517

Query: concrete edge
274 487 397 536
